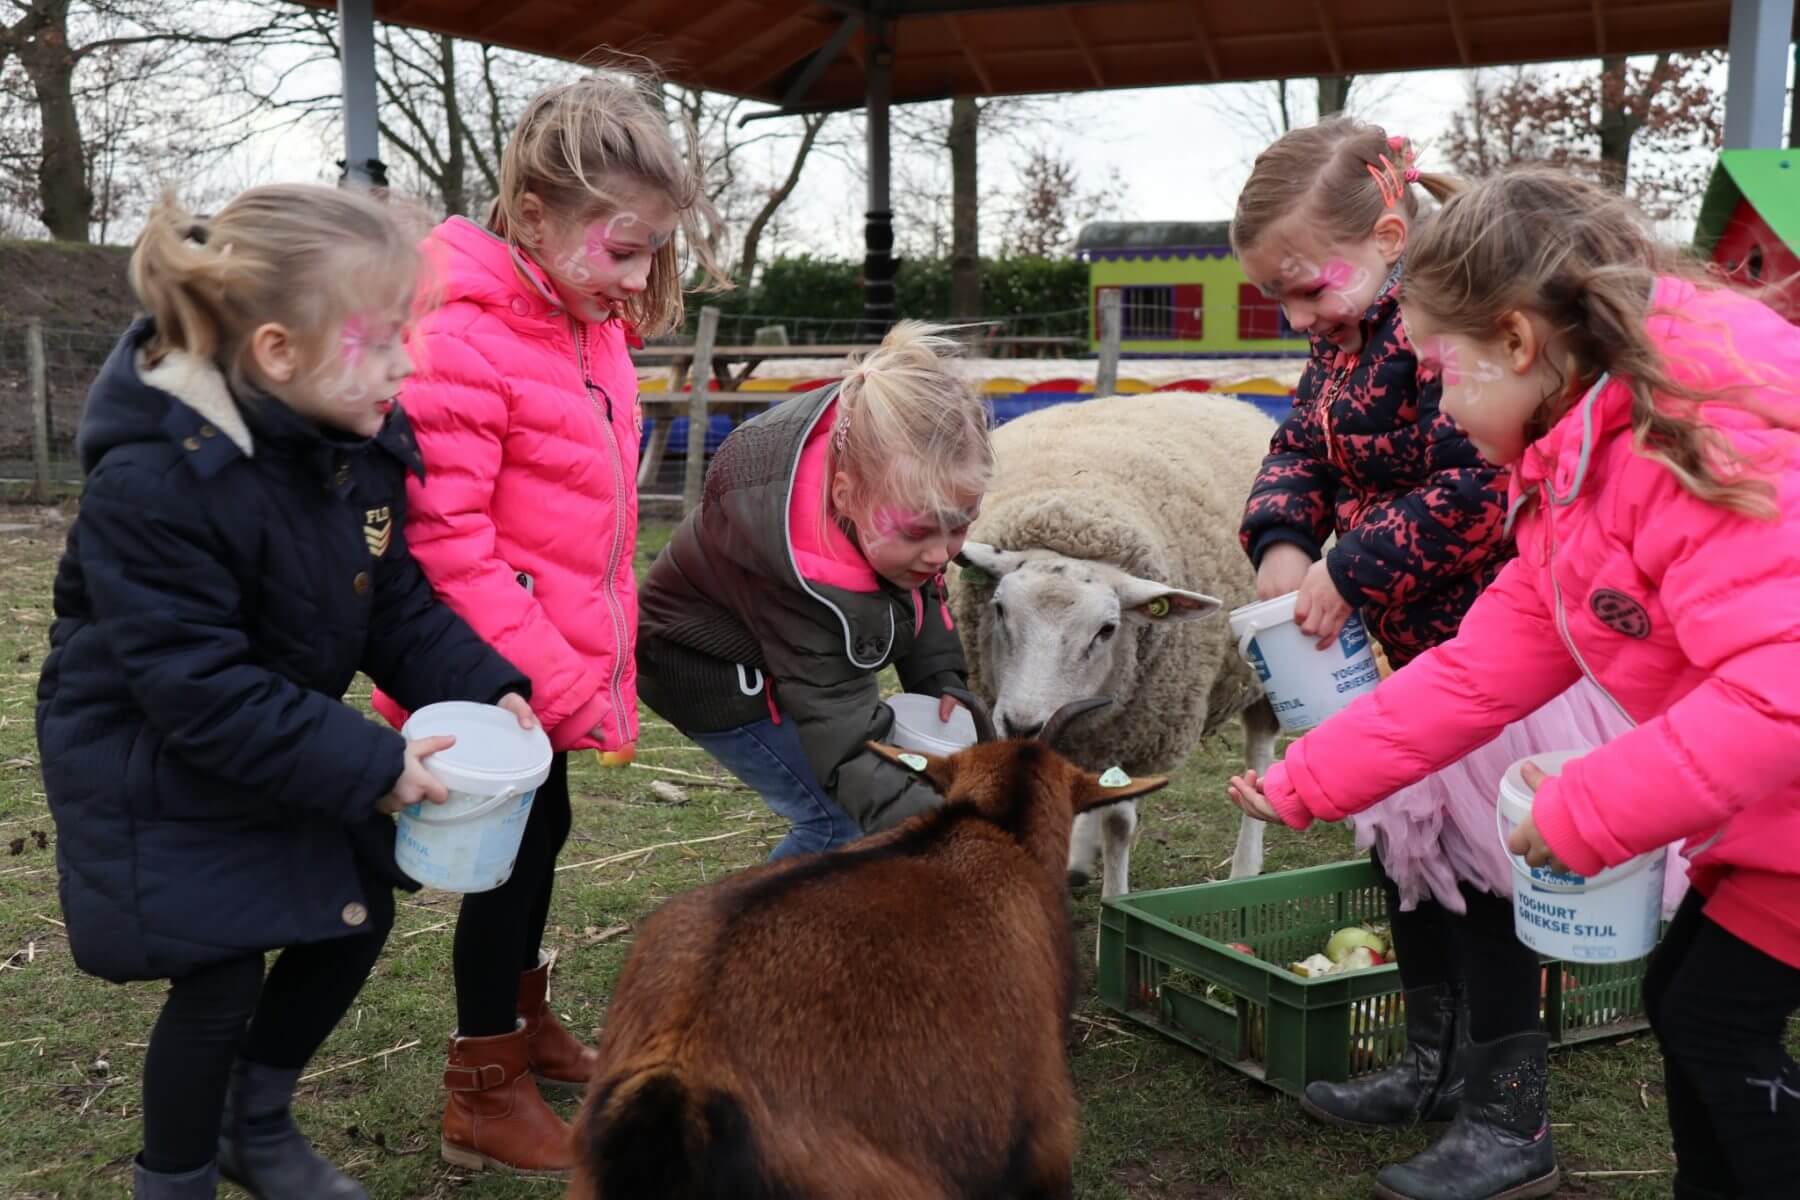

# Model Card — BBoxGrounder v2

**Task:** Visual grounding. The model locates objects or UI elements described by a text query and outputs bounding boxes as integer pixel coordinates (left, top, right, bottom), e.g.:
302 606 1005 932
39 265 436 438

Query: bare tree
886 94 1055 314
1001 146 1122 258
0 1 296 241
1200 73 1404 162
1443 53 1723 218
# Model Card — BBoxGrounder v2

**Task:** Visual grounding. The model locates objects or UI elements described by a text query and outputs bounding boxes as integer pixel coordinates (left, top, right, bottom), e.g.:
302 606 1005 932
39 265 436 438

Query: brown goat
569 694 1167 1200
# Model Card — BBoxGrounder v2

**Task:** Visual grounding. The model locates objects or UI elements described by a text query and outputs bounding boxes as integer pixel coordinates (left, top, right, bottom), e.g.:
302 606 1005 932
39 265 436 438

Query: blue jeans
689 719 863 860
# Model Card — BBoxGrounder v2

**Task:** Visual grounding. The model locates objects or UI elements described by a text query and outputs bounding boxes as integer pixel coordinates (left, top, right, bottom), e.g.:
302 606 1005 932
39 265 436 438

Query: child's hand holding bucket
497 692 538 730
378 736 457 814
1503 761 1572 875
1293 560 1354 650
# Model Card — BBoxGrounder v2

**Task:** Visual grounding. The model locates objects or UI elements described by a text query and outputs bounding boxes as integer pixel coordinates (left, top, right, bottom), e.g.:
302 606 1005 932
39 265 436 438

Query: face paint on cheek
339 316 370 370
863 506 930 548
1317 258 1373 308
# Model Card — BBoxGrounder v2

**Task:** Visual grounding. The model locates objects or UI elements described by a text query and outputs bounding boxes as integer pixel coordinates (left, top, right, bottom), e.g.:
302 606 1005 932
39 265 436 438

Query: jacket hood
78 319 256 474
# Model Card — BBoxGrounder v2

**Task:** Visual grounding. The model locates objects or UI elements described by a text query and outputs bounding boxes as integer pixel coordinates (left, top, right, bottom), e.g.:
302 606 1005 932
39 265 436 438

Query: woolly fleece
949 393 1276 774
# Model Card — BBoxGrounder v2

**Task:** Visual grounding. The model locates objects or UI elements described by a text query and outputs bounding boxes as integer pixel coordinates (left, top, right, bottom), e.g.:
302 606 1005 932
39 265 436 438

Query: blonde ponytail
827 321 993 530
130 185 425 383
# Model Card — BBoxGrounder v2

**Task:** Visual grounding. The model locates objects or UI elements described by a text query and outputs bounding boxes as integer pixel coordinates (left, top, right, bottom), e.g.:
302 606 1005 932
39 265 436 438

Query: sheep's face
957 544 1222 741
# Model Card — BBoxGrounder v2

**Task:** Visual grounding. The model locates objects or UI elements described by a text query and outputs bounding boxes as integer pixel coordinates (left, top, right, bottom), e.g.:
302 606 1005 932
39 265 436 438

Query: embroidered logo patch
363 506 392 558
1590 588 1650 639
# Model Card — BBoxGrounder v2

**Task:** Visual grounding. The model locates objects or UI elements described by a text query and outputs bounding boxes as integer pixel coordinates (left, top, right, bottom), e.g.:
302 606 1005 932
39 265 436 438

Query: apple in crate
1325 925 1390 964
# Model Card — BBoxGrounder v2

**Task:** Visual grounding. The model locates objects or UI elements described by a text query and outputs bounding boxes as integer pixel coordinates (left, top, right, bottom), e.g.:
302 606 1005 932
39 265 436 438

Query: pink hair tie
1404 166 1421 183
1387 135 1406 151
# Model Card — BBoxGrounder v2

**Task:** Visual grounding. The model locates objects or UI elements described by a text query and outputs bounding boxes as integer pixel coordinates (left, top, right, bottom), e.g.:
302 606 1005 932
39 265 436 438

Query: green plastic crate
1096 859 1654 1096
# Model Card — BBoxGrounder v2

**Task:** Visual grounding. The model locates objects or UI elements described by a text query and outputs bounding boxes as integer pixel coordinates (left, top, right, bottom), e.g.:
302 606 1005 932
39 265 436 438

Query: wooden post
682 306 721 514
1095 289 1122 397
27 319 50 502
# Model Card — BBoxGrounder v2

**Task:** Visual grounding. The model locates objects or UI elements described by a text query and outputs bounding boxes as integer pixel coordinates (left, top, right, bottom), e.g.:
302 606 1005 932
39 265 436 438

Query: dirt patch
1113 1153 1234 1199
0 239 136 331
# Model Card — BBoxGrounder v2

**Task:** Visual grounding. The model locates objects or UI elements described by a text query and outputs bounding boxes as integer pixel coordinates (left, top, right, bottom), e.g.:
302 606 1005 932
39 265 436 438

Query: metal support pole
1724 0 1794 149
337 0 388 188
861 16 896 339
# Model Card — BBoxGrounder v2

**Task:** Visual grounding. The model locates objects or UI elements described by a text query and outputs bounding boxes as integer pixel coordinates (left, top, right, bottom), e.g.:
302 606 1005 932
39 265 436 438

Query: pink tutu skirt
1350 677 1691 914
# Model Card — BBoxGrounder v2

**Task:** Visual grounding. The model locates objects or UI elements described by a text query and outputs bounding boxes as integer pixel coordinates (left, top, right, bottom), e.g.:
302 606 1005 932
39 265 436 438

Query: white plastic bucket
1496 750 1664 963
1227 591 1381 734
884 693 978 755
395 702 553 894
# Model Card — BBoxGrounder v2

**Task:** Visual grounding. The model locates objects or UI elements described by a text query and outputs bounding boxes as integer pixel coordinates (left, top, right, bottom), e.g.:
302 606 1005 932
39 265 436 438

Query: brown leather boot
440 1022 574 1176
519 952 598 1092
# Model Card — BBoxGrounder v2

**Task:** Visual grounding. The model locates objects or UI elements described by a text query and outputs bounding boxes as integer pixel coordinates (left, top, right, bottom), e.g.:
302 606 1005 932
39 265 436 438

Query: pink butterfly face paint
306 310 412 438
858 503 981 590
548 206 677 323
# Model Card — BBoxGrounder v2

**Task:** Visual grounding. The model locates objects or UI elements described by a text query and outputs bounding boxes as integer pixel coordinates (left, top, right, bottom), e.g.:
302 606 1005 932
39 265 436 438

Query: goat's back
573 814 1079 1198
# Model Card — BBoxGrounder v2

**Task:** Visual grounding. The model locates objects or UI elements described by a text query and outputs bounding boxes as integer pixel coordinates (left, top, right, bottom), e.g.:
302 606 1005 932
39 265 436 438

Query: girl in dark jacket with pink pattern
1227 120 1642 1200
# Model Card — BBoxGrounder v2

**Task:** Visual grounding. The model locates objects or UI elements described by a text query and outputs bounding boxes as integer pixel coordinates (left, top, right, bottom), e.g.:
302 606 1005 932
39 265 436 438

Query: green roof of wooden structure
1695 149 1800 254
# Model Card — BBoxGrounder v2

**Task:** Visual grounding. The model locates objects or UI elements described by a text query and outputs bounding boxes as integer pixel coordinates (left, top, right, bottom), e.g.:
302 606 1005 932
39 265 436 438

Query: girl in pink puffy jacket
373 72 725 1176
1231 167 1800 1200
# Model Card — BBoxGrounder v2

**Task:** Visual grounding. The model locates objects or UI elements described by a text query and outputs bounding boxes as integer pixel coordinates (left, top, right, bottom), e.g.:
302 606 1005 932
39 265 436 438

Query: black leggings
1373 849 1542 1044
453 751 572 1036
140 889 394 1174
1643 889 1800 1199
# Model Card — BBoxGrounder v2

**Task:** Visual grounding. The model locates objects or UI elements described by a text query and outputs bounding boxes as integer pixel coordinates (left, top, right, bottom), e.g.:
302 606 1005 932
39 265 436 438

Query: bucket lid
1497 749 1590 825
1227 590 1298 637
885 693 978 752
400 701 554 784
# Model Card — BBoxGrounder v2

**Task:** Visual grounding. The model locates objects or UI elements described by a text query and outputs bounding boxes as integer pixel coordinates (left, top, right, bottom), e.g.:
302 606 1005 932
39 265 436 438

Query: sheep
570 692 1167 1200
948 392 1282 897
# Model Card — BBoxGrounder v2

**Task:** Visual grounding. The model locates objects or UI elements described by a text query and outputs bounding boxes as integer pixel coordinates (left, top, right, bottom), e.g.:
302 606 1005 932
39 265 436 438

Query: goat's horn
942 687 997 743
1038 697 1113 751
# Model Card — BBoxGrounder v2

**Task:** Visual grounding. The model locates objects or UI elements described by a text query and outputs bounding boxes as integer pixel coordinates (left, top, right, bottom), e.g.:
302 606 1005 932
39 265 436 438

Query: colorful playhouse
1077 221 1309 357
1695 148 1800 321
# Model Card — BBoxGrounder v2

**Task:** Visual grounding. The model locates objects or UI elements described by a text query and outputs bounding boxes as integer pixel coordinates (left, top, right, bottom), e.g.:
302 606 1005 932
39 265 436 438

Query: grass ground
0 504 1790 1198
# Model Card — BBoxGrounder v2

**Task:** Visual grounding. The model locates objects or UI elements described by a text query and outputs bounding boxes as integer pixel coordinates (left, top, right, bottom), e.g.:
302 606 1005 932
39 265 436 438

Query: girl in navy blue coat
36 185 532 1200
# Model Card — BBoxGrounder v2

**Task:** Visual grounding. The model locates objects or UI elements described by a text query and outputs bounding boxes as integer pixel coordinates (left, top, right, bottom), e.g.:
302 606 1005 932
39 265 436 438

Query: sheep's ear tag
1099 766 1132 789
1141 596 1172 619
898 753 929 772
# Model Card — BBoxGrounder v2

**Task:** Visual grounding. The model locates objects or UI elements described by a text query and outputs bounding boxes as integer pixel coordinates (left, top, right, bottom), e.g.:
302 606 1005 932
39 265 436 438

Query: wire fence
0 321 114 492
658 306 1097 350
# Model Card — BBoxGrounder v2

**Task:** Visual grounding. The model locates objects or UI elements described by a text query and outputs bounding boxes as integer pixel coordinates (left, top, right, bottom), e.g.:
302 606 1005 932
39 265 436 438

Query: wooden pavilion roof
306 0 1749 109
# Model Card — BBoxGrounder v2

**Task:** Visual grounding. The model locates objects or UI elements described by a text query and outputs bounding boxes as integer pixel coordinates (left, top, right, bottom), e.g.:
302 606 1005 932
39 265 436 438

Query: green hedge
692 254 1088 333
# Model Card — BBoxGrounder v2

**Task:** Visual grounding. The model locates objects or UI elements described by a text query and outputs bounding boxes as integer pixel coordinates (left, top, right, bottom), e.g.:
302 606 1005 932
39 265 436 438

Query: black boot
133 1157 218 1198
1373 1031 1558 1200
217 1060 366 1199
1300 984 1465 1129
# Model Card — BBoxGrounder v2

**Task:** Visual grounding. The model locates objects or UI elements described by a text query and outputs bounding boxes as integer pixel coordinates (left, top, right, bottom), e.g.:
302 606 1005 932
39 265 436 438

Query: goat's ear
1116 573 1222 624
1074 767 1170 813
866 741 956 792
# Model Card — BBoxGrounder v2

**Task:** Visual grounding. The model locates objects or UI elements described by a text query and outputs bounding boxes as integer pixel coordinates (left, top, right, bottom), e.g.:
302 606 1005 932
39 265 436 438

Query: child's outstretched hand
1505 762 1572 873
497 693 538 730
378 735 455 814
1227 768 1280 822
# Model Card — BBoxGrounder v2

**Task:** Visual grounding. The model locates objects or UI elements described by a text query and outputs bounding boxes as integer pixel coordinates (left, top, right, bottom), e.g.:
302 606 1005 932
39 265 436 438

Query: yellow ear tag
1099 766 1131 788
898 753 929 772
1143 597 1171 618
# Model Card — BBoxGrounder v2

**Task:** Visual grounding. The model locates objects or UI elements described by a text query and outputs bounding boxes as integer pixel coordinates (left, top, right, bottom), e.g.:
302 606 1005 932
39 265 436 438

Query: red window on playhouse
1238 283 1289 340
1102 285 1203 340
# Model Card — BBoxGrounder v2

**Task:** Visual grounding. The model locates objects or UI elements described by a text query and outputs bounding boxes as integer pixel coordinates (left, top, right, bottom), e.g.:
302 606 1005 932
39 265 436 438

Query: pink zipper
572 319 632 747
